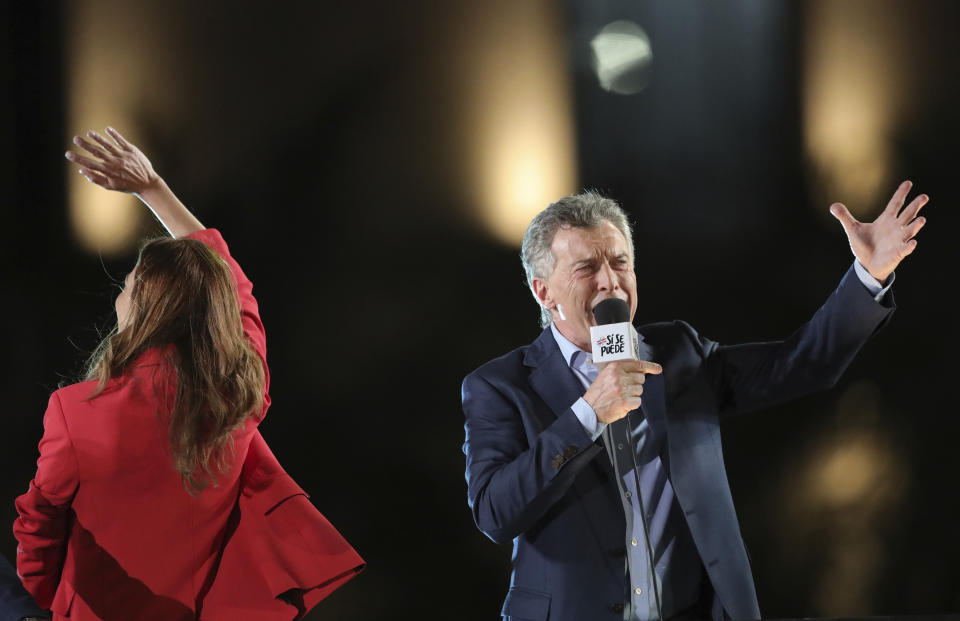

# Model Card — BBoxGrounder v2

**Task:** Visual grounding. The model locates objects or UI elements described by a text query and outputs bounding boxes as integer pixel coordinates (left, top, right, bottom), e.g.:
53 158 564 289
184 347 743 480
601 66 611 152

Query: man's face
533 221 637 351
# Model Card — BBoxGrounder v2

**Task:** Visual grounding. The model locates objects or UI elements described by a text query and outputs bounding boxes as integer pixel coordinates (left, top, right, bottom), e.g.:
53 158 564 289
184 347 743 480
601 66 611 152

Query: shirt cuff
853 259 895 302
571 398 607 441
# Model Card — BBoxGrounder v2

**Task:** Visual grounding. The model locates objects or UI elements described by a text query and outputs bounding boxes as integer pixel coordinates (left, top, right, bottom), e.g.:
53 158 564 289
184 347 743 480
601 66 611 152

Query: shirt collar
549 322 589 369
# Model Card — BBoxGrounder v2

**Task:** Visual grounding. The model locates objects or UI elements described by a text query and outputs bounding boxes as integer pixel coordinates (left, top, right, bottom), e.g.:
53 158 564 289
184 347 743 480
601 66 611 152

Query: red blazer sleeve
187 228 271 417
201 433 365 619
13 392 80 609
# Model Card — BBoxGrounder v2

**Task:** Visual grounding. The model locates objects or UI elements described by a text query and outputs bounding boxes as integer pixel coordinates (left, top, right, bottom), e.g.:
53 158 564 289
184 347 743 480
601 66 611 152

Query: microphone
590 298 640 363
592 297 630 325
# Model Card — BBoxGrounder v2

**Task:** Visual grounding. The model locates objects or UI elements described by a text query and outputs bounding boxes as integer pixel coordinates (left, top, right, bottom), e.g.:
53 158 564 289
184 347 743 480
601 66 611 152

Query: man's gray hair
520 191 634 328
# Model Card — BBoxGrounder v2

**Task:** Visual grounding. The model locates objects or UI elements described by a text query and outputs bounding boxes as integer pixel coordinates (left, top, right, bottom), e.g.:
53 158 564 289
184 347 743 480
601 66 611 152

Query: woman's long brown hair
85 236 265 494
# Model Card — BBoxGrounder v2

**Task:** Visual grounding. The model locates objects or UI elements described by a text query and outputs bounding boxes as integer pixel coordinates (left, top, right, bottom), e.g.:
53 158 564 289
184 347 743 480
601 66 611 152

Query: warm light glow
479 113 576 245
779 381 908 616
803 0 908 218
69 179 142 255
66 0 157 255
805 94 890 217
458 0 578 246
808 435 883 507
800 428 899 615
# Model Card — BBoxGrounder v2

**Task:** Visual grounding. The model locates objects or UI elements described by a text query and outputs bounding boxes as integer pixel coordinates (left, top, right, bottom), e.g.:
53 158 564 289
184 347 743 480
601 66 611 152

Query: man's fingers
638 361 662 375
617 360 662 375
904 216 926 241
898 193 929 222
829 202 857 233
619 375 645 391
884 180 913 216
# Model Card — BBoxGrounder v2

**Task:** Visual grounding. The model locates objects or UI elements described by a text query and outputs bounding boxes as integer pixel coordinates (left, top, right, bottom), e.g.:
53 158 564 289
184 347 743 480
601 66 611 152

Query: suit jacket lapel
524 328 587 433
524 327 668 443
635 337 670 469
524 328 621 488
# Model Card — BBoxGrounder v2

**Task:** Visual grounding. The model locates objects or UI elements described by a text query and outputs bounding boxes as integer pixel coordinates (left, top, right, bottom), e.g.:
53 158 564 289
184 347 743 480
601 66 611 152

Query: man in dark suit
0 554 47 621
461 183 928 621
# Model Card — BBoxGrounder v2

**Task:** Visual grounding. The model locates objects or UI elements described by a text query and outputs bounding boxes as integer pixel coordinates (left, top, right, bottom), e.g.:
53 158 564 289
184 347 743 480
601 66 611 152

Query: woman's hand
63 126 204 237
65 127 160 194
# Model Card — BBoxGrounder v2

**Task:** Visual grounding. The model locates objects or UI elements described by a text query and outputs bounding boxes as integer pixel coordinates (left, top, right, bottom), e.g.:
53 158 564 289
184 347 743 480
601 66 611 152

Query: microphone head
593 298 630 325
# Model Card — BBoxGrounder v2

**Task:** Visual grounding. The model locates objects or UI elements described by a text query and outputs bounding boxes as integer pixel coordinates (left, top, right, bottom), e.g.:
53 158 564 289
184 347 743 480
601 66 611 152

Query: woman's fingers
105 126 132 151
78 167 112 189
86 130 122 157
73 135 111 163
65 150 109 174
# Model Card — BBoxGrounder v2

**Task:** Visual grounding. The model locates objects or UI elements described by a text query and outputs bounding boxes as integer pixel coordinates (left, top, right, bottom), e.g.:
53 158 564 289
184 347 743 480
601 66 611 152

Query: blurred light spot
69 180 142 255
814 535 881 615
796 382 906 512
481 118 575 246
779 380 908 616
803 0 906 218
590 20 653 95
67 0 150 255
458 0 578 246
809 435 883 507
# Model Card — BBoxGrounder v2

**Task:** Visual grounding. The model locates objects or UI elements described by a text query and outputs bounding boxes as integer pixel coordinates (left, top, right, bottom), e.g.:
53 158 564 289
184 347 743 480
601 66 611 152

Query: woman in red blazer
14 128 363 620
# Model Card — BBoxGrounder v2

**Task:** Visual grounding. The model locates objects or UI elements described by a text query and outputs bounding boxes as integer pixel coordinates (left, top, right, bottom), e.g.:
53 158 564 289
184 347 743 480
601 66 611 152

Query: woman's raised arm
65 127 204 238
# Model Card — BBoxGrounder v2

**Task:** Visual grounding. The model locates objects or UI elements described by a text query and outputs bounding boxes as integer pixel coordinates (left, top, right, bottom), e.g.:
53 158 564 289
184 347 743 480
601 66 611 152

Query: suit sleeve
187 228 271 419
13 392 80 609
462 373 604 544
0 553 47 621
696 264 896 417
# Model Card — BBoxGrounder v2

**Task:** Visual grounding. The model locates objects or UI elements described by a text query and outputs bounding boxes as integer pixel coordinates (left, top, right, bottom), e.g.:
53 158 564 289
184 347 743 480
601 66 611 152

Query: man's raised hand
830 180 929 283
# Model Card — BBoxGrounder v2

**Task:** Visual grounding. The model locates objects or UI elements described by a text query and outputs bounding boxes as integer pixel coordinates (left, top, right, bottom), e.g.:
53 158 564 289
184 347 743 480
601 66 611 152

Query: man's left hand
830 180 929 283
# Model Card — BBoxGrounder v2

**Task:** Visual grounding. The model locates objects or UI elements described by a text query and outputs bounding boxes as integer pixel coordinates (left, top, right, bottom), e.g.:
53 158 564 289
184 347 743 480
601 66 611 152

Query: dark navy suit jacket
462 265 894 621
0 553 46 621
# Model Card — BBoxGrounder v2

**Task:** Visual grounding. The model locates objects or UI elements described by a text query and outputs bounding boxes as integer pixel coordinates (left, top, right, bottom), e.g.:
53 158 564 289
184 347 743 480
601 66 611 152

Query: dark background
2 1 959 618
